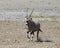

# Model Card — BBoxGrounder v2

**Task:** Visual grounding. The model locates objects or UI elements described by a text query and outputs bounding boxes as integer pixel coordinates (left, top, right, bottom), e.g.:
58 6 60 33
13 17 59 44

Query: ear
25 17 28 21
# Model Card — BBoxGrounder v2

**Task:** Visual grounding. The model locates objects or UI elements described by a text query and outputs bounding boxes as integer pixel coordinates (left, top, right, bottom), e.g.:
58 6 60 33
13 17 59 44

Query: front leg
27 31 30 40
30 31 34 41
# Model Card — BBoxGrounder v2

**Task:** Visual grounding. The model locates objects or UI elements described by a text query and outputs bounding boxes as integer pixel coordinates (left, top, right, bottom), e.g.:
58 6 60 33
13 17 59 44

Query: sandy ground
0 0 60 48
0 21 60 48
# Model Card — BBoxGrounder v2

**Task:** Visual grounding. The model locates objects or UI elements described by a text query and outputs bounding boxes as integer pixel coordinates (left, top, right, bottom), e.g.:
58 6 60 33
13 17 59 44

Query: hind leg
37 30 39 41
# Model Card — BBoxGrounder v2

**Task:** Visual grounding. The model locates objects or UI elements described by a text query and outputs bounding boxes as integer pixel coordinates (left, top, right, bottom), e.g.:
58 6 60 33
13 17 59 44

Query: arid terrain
0 0 60 48
0 21 60 48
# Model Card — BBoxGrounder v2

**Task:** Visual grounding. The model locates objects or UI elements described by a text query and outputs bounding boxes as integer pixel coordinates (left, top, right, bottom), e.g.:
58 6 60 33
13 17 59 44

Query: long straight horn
25 8 29 19
29 8 34 18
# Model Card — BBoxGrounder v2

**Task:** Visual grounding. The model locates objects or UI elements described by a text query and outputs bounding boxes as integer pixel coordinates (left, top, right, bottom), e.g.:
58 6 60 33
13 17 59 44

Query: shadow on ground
35 37 53 42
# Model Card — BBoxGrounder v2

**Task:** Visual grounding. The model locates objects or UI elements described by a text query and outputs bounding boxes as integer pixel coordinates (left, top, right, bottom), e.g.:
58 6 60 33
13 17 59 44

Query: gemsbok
25 8 42 41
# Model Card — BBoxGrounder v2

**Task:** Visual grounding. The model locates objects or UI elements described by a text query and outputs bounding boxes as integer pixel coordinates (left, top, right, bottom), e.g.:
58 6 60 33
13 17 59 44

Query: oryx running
25 8 42 41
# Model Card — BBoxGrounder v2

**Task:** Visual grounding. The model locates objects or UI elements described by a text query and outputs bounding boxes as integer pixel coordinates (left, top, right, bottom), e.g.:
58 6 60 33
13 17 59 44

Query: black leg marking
27 31 30 39
30 31 34 41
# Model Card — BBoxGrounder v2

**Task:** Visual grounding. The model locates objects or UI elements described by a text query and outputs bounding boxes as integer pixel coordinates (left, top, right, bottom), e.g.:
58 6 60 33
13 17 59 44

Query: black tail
39 29 43 32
